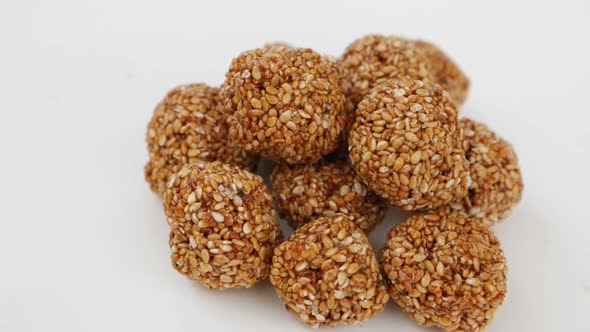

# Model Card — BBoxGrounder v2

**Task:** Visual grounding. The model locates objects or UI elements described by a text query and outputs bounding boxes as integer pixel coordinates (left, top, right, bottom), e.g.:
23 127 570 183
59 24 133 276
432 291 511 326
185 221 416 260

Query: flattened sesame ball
415 40 470 106
164 161 283 289
340 34 434 107
270 215 389 327
441 118 523 227
380 212 507 331
145 83 257 196
349 77 471 211
222 47 346 164
271 160 386 233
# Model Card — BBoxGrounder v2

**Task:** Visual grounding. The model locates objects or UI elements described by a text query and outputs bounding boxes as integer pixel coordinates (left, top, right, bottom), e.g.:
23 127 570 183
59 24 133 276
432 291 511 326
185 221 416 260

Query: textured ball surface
271 160 386 232
349 77 471 211
270 215 389 327
380 212 507 331
164 161 283 289
442 118 523 227
145 83 256 196
415 40 470 106
222 47 346 164
340 34 434 107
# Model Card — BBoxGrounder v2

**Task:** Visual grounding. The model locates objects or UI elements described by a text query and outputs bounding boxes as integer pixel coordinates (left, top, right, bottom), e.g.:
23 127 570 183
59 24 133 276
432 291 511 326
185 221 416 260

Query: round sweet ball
145 83 257 196
380 212 507 331
348 77 471 211
164 161 283 289
270 214 389 327
443 118 523 227
222 47 347 165
340 34 434 107
271 160 386 233
415 40 470 106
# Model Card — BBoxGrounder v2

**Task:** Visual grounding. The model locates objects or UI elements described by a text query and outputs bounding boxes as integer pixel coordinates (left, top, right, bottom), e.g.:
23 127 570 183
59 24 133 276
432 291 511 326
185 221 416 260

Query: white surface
1 0 589 331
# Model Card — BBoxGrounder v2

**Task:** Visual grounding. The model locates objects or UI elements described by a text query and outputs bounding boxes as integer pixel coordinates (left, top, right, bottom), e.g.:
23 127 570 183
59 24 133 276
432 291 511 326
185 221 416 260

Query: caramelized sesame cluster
438 118 523 227
415 40 470 106
349 77 471 211
380 212 507 331
270 215 389 327
145 83 256 196
271 160 386 232
164 161 282 289
340 35 434 107
145 34 522 330
222 47 346 164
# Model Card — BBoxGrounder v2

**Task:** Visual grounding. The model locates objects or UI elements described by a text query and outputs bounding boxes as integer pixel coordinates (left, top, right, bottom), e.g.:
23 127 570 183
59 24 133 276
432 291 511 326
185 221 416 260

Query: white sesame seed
211 212 225 222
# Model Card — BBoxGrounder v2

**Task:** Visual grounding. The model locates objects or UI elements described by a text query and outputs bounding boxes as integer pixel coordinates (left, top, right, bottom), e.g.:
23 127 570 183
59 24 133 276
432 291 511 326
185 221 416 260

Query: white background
1 0 589 331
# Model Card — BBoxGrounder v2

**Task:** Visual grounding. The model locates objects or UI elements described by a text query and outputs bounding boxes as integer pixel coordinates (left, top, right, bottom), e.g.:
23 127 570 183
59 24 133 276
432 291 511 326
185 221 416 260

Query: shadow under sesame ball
221 46 346 165
145 83 257 197
164 161 283 289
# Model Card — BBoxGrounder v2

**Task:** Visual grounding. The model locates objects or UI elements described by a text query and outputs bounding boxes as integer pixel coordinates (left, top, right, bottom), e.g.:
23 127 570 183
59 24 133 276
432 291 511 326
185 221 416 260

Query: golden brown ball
441 118 523 227
270 215 389 327
340 34 434 107
415 40 470 106
145 83 256 196
349 77 471 211
271 160 386 232
164 161 283 289
380 212 507 331
222 47 346 164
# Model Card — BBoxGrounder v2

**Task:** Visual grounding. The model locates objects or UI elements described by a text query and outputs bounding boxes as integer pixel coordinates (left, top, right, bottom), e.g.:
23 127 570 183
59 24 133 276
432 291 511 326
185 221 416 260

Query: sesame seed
243 222 252 234
211 212 225 222
279 110 292 123
296 261 308 271
333 254 347 263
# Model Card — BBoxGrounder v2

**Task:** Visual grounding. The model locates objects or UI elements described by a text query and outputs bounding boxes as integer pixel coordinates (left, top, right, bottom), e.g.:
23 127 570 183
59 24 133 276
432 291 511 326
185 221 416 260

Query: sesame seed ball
380 212 507 331
222 47 346 165
145 83 257 196
164 161 283 289
441 118 523 227
415 40 470 106
270 215 389 327
348 77 471 211
271 160 386 233
340 34 434 107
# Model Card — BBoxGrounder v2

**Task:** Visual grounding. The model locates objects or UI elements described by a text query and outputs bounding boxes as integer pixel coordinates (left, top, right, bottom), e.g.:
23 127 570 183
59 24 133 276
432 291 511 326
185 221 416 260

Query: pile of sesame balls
145 34 523 331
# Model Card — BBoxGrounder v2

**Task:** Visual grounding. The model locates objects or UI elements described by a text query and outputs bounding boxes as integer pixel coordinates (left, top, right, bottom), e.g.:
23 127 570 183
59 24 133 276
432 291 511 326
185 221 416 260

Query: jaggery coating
441 118 523 227
340 34 434 108
164 161 283 289
415 40 470 106
271 160 386 233
380 212 507 331
349 77 471 211
222 47 346 164
270 215 389 327
145 83 257 196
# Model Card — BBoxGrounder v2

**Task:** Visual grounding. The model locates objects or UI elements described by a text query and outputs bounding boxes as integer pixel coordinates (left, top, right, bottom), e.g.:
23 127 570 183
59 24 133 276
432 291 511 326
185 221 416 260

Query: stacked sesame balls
145 34 523 331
